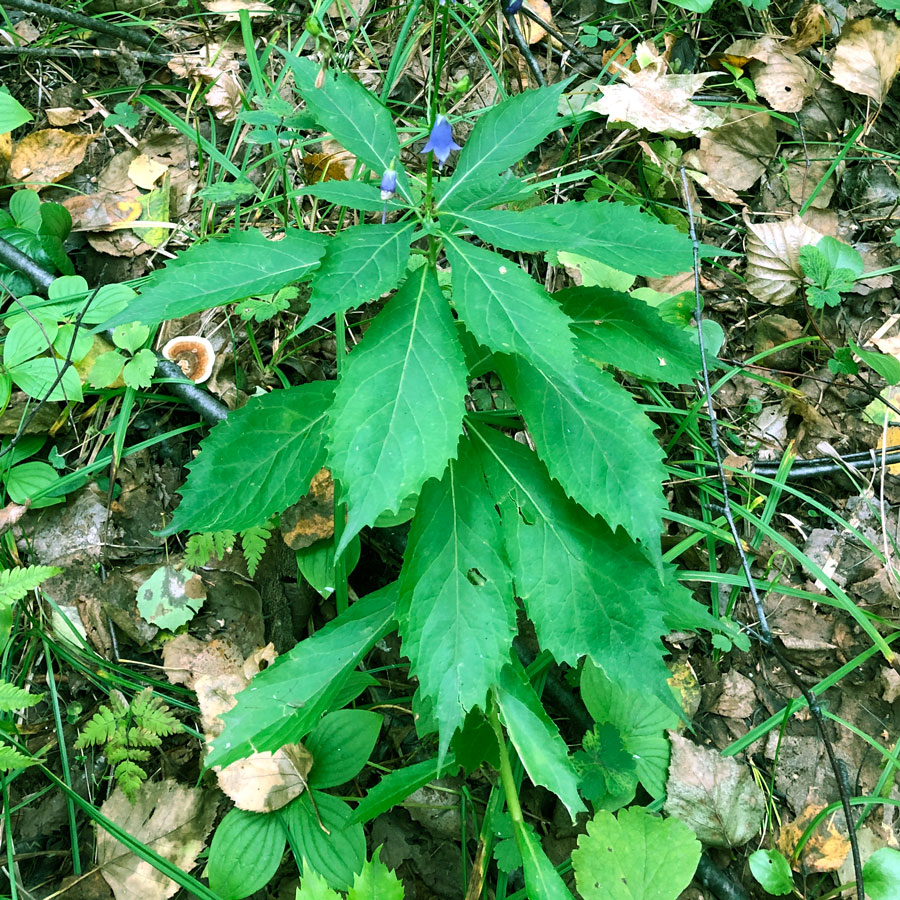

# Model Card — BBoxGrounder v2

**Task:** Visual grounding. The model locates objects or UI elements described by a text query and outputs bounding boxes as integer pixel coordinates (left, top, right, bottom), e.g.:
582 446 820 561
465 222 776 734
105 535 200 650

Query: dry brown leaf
777 805 851 872
587 43 723 138
14 18 40 42
751 52 818 113
327 0 370 20
97 780 218 900
168 52 245 124
162 634 245 688
46 107 89 127
664 732 765 847
280 467 335 549
831 18 900 104
696 107 777 191
744 215 825 305
0 500 29 534
602 39 639 77
0 132 11 183
216 743 314 812
522 0 552 45
9 129 95 190
785 2 832 52
783 148 835 209
128 153 167 190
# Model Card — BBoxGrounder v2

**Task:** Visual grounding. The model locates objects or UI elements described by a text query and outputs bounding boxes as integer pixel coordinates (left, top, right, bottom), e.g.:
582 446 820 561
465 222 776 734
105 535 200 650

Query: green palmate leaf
88 351 126 388
580 661 679 799
206 584 396 770
102 228 326 328
328 265 468 555
301 223 415 331
438 83 567 212
495 663 586 819
284 791 366 891
299 182 406 214
443 235 574 372
572 807 701 900
575 722 638 810
122 349 157 389
450 202 694 277
297 869 340 900
863 848 900 900
470 423 674 707
284 52 412 203
497 353 666 565
161 381 332 535
517 822 576 900
208 807 286 899
305 710 382 789
348 754 457 826
398 438 516 761
558 286 701 385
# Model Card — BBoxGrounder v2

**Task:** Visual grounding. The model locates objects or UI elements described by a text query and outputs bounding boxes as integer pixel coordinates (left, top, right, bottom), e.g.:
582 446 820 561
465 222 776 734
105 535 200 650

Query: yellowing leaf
9 128 95 190
777 805 851 872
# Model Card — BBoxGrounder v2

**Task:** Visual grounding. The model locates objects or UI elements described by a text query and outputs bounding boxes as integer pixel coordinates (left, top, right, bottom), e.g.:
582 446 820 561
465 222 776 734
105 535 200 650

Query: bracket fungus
161 335 215 384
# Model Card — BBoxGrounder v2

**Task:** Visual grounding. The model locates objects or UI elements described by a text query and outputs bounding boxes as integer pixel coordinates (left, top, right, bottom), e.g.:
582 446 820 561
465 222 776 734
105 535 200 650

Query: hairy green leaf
471 423 674 702
451 202 694 276
102 228 326 328
444 235 574 371
206 584 396 770
398 438 516 761
301 223 415 331
558 286 701 384
497 353 666 565
328 265 468 554
495 663 585 820
161 381 333 535
284 52 412 203
439 83 567 212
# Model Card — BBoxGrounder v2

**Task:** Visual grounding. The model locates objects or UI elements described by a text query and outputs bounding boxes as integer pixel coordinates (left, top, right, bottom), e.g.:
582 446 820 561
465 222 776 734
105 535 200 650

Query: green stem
488 702 524 830
333 312 349 615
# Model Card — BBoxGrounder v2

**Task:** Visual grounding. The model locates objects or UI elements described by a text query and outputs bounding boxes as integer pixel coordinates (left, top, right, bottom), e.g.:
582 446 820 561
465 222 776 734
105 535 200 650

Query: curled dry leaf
830 18 900 104
587 43 723 138
9 128 95 190
777 805 851 872
664 731 766 847
696 107 777 192
168 52 244 124
784 1 832 53
97 779 218 900
744 214 825 305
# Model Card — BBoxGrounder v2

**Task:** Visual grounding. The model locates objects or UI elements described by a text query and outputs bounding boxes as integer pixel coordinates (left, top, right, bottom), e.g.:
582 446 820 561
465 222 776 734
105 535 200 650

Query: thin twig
0 236 228 424
505 11 545 86
679 165 865 900
516 5 603 72
1 0 159 50
0 45 172 65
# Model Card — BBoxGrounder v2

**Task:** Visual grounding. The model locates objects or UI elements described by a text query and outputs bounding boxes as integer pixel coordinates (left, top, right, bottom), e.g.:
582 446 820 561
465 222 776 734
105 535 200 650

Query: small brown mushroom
161 336 215 384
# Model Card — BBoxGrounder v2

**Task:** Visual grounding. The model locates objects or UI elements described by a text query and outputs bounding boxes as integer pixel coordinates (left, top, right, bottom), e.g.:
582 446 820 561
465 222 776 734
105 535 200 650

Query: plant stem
333 312 349 615
488 702 524 831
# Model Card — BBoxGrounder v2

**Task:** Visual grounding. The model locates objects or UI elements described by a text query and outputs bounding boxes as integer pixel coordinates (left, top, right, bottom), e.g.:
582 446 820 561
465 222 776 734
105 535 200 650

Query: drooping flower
505 0 524 12
421 114 461 168
380 164 398 224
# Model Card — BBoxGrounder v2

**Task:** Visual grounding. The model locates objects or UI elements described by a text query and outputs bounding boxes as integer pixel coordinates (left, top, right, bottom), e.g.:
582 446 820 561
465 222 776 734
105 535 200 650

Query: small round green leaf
6 461 61 508
749 849 794 895
863 847 900 900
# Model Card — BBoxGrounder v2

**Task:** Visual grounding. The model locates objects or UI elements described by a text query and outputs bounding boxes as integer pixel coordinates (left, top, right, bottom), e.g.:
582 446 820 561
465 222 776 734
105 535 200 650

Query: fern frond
212 529 236 558
131 689 179 736
128 726 163 748
75 707 119 748
0 680 44 712
114 759 147 802
0 743 37 771
184 530 235 568
0 565 61 605
241 523 273 577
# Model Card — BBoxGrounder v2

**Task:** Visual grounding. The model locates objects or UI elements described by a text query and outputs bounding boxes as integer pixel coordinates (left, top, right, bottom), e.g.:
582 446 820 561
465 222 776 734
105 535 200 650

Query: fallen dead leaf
744 214 825 305
280 467 335 549
696 107 777 192
784 1 832 52
710 670 757 718
831 18 900 104
777 805 851 872
168 52 245 124
203 0 274 17
327 0 370 20
46 107 90 127
9 129 95 190
0 500 29 535
522 0 553 45
664 732 765 847
97 780 218 900
783 147 835 209
725 36 818 113
587 42 723 138
128 153 167 190
14 17 39 43
217 743 314 812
